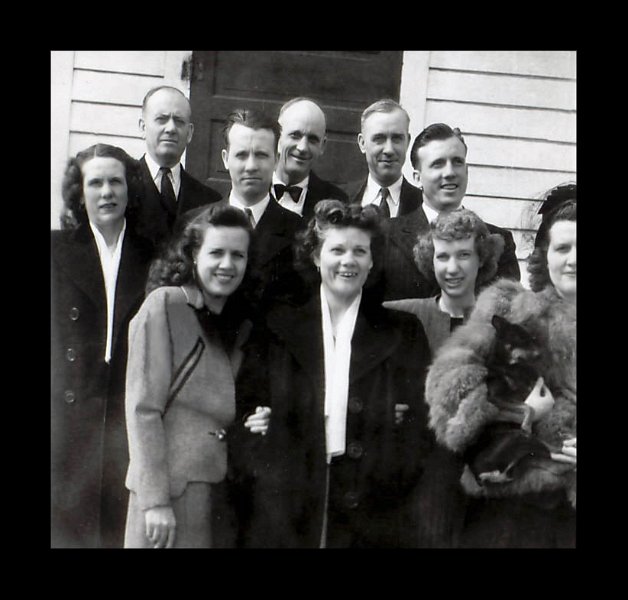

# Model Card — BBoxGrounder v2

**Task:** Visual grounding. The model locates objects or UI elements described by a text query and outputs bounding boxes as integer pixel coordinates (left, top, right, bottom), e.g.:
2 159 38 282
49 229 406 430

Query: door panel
187 51 403 196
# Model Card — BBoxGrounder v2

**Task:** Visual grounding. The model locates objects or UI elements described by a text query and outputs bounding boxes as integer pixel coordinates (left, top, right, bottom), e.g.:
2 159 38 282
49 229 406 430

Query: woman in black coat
231 200 433 548
51 144 153 547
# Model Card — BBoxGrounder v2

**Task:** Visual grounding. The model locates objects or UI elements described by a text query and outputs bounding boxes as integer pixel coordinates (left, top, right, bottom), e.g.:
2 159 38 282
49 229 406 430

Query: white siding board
424 100 576 143
465 134 576 172
427 70 576 110
466 165 575 200
71 102 142 137
462 196 541 231
72 70 164 106
69 132 146 160
74 50 166 76
430 51 576 79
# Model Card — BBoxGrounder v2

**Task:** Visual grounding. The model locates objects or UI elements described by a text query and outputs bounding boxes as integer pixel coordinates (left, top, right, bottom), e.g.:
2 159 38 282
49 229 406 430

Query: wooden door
186 51 403 196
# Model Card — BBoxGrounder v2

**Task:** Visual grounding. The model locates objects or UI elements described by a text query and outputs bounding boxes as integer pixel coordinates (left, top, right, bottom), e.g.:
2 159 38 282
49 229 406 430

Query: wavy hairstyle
295 199 383 270
527 184 577 292
413 208 504 293
60 144 142 230
146 204 255 296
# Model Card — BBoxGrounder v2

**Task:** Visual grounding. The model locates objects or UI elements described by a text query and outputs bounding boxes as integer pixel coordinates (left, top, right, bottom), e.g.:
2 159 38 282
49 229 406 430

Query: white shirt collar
144 153 182 198
88 219 127 363
362 174 403 216
272 173 309 216
421 201 465 225
228 191 271 227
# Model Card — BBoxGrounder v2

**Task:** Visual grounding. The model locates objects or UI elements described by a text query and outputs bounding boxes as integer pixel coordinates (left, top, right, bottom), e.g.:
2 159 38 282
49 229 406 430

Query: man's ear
320 135 327 156
221 148 229 170
412 169 422 189
357 132 366 155
186 122 195 145
139 118 146 137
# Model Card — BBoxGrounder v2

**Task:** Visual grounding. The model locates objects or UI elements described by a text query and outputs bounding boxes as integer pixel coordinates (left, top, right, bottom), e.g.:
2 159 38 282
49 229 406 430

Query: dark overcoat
299 170 348 223
50 224 153 547
231 291 433 548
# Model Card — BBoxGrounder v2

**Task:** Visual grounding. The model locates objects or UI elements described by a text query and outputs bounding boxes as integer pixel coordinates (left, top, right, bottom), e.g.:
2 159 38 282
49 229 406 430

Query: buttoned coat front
51 224 153 548
232 291 433 548
124 285 252 513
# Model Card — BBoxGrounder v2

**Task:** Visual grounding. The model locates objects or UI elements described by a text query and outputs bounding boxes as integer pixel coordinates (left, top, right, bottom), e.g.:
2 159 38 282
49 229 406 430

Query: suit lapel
398 177 422 216
388 206 430 264
255 199 294 267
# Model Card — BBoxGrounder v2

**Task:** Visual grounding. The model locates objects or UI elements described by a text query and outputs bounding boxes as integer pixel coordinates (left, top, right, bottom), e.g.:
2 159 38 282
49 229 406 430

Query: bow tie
274 183 302 203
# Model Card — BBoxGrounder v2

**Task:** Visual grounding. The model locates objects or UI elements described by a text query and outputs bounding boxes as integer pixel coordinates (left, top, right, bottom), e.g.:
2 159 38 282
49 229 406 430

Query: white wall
50 50 192 229
400 50 576 288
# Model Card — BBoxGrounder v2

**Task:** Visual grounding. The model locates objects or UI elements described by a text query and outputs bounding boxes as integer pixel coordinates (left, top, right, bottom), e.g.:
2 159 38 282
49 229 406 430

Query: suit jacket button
66 348 76 362
348 397 363 414
344 491 360 509
64 390 75 404
347 441 364 459
69 307 80 321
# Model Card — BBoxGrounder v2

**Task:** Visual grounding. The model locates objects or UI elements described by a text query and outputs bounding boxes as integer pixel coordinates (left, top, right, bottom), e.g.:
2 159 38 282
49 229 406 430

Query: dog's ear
491 314 508 332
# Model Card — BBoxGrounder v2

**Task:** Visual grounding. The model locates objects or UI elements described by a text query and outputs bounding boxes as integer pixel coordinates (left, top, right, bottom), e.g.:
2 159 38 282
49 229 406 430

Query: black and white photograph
50 50 577 549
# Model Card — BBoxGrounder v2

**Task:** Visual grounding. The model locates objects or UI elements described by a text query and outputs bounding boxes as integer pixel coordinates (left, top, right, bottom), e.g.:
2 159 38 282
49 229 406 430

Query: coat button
348 397 363 414
69 307 80 321
347 441 364 459
64 390 75 404
66 348 76 362
344 491 360 509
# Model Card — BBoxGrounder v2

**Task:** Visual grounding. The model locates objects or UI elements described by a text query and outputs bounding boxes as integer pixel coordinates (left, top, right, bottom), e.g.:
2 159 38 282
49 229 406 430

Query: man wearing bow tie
273 98 347 223
137 86 221 250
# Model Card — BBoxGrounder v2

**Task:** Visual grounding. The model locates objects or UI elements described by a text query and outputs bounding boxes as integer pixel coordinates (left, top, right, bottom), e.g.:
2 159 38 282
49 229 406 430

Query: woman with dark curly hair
51 144 154 548
232 199 432 548
123 204 266 548
424 183 576 547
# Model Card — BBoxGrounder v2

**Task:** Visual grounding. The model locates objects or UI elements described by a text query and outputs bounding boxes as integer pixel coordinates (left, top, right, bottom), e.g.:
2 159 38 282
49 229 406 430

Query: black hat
534 183 576 248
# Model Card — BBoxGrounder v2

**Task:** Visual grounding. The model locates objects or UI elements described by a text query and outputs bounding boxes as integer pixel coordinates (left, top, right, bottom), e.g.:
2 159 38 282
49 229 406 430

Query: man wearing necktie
342 99 421 220
379 123 521 301
273 98 347 224
136 86 221 250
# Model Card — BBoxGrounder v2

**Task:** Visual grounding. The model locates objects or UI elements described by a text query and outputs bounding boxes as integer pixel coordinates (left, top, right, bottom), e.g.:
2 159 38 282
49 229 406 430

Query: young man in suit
273 97 347 223
380 123 521 300
137 86 221 248
343 99 421 219
219 109 302 306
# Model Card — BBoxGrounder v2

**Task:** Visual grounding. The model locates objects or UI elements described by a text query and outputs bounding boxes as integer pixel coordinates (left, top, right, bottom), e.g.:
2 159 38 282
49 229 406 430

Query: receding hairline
142 86 191 116
278 97 327 129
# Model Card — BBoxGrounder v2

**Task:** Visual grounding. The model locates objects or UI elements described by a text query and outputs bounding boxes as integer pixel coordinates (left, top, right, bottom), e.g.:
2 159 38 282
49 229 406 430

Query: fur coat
425 278 576 506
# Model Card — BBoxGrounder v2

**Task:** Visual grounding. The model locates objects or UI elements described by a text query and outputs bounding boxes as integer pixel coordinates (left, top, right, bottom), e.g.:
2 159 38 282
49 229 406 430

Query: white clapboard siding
74 50 166 76
68 133 146 160
430 51 576 79
71 102 142 137
425 100 576 143
428 69 576 111
462 196 541 232
464 134 576 173
73 70 163 106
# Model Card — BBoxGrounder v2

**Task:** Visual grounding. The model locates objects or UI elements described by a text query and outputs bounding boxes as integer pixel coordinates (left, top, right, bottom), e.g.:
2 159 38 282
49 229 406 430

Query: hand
145 505 176 549
244 406 271 436
551 437 577 465
395 403 409 425
524 377 554 421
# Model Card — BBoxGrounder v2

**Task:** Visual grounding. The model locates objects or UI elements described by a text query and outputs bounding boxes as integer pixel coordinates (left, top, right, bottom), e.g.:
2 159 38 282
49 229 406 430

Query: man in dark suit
273 97 347 224
343 99 421 219
218 108 301 306
380 123 521 300
136 85 221 248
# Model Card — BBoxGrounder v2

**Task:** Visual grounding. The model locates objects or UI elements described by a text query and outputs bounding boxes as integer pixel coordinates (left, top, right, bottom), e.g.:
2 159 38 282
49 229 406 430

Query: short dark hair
222 108 280 151
528 184 577 292
60 144 142 230
141 85 190 115
410 123 467 170
146 204 256 295
295 199 383 270
413 208 504 293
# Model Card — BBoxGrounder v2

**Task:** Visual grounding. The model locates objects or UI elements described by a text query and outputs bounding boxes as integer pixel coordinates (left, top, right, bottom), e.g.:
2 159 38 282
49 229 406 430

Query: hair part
222 108 281 151
60 143 142 230
410 123 467 170
413 208 504 293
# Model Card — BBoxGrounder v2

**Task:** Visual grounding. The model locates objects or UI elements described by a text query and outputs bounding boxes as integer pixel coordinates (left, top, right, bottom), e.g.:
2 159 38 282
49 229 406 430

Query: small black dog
465 314 552 485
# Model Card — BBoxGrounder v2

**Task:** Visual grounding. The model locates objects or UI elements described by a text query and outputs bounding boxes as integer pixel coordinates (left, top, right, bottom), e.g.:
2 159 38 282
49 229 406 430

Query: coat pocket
164 337 205 414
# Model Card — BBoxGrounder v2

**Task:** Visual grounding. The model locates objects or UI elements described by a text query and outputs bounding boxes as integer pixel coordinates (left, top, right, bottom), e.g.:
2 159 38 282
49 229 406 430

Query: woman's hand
551 437 577 465
244 406 271 436
524 377 555 421
145 505 176 549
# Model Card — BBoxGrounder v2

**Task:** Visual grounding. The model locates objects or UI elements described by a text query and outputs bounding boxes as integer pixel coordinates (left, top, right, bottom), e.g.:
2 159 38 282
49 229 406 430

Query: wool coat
425 278 576 547
230 290 433 548
298 170 348 223
51 224 153 548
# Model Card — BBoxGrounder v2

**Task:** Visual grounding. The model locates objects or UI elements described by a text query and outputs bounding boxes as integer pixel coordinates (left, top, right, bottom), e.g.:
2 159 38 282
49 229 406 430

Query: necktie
244 208 256 228
274 183 302 204
379 187 391 218
159 167 177 219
